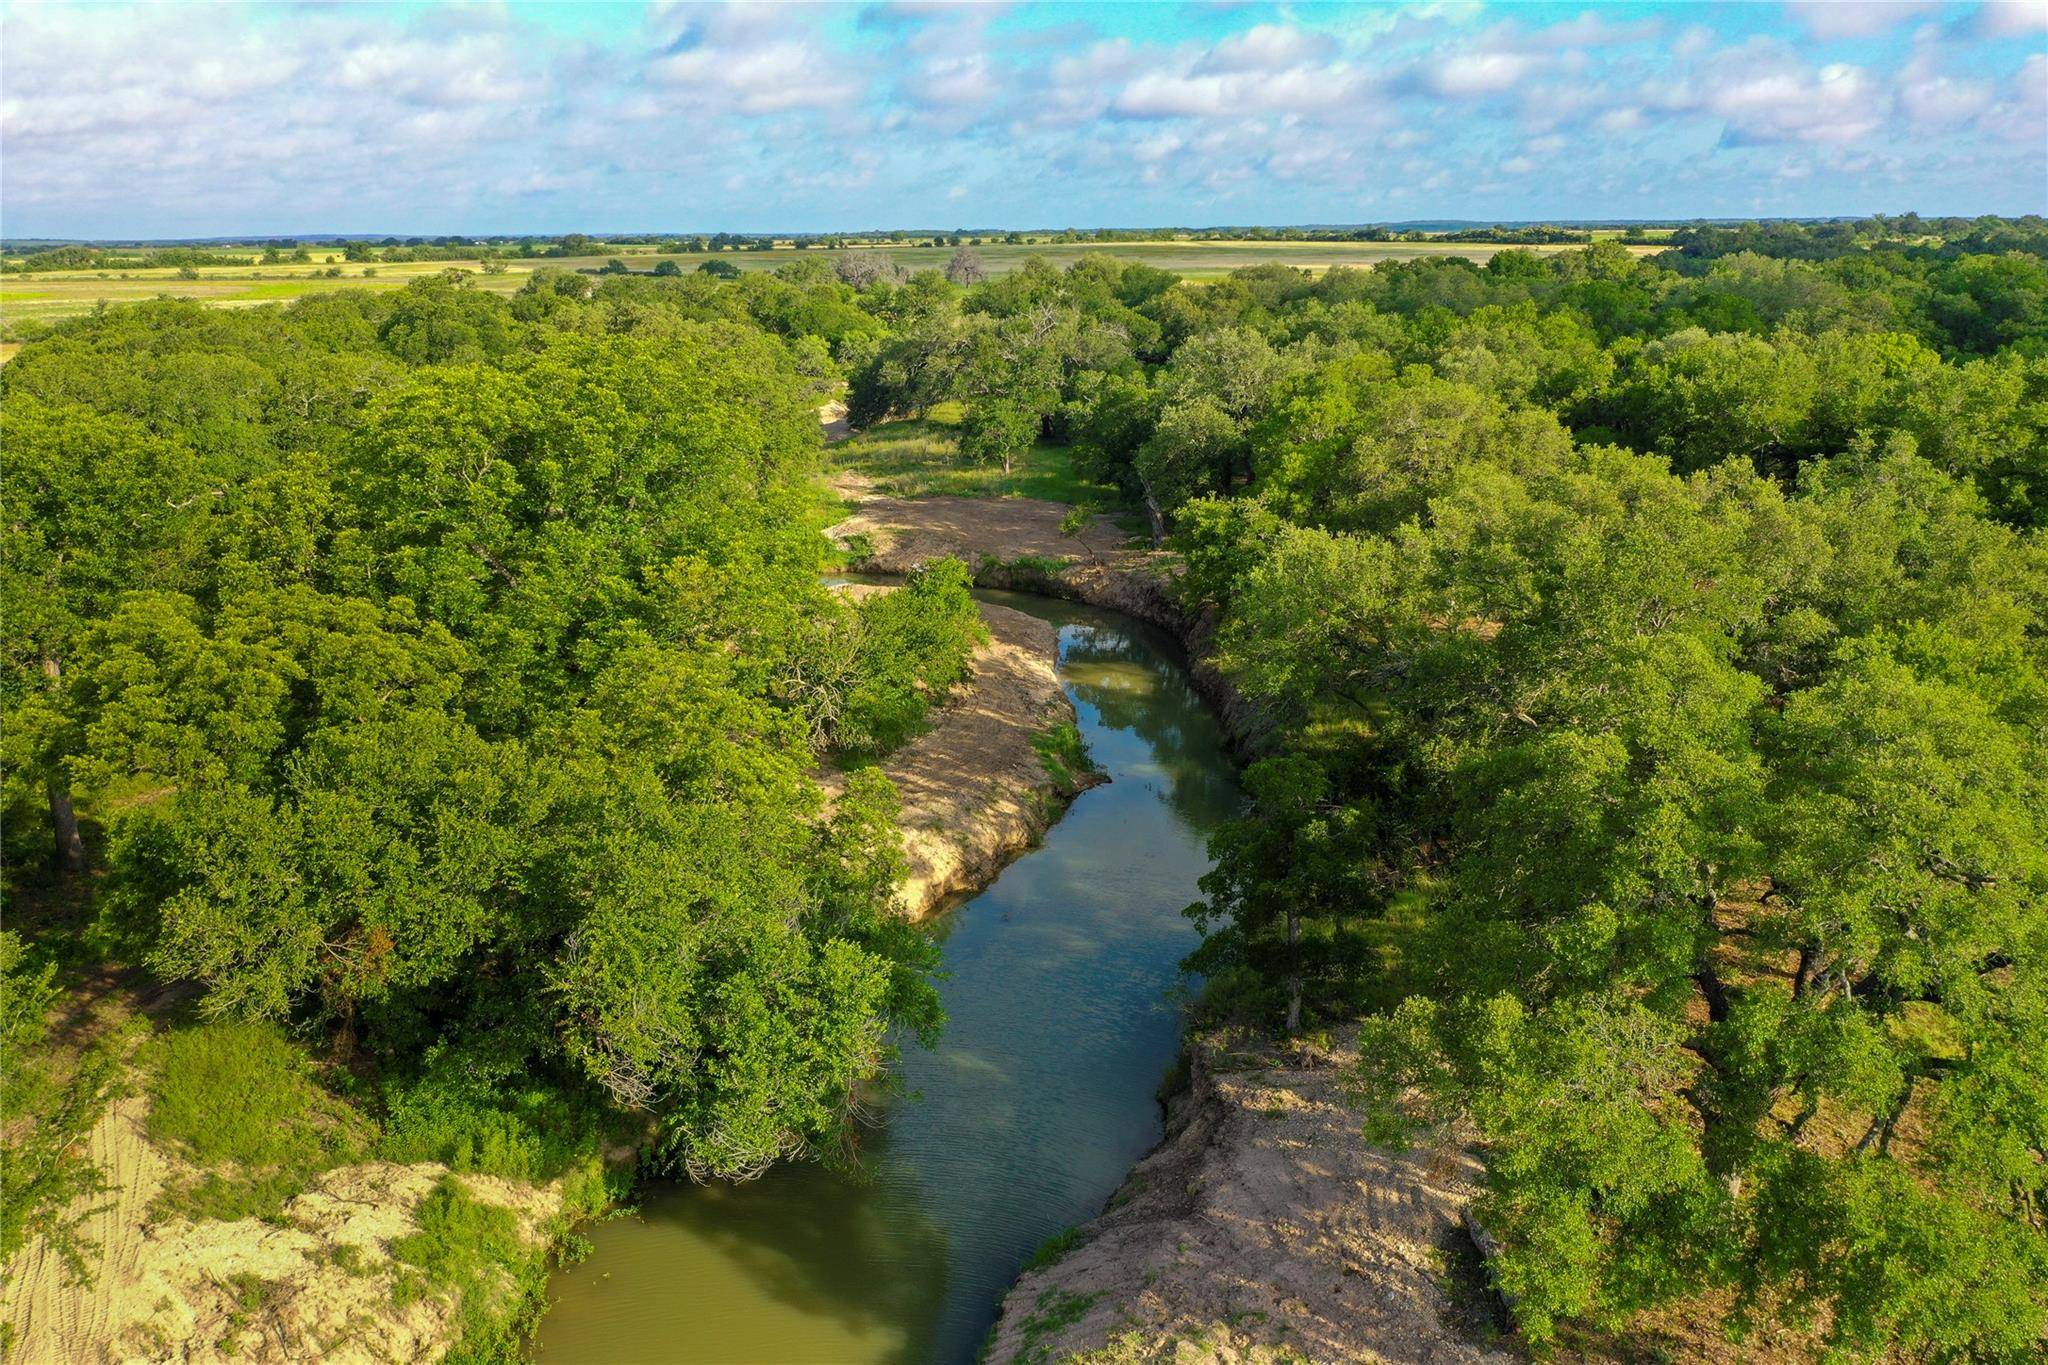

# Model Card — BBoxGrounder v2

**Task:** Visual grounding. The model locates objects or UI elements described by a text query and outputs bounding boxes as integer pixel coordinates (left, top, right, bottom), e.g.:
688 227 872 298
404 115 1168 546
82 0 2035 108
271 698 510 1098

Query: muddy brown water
536 590 1240 1364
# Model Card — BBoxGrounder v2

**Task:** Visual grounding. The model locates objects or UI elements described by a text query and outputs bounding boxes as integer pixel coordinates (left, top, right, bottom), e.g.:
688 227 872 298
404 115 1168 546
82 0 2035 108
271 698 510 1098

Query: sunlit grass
832 407 1119 506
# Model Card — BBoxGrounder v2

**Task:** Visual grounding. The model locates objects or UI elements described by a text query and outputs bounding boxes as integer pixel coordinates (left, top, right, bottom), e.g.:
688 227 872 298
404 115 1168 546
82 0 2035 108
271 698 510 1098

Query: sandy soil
829 484 1132 573
0 1084 560 1364
983 1030 1510 1365
822 590 1093 920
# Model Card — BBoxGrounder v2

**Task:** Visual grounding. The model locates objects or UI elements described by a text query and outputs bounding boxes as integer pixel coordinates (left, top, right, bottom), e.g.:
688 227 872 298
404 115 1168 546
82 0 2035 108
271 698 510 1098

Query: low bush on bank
392 1177 533 1362
377 1041 622 1183
835 559 987 757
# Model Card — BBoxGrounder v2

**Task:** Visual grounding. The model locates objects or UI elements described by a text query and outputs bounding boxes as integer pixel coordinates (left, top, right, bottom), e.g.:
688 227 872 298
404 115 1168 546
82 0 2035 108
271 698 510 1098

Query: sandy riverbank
822 585 1097 921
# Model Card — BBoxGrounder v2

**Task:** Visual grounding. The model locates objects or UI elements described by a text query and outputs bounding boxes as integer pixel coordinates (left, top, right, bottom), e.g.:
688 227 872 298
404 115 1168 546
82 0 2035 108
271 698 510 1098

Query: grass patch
1023 1224 1087 1273
833 411 1118 506
391 1177 532 1361
1018 1286 1102 1363
142 1019 371 1221
1032 720 1100 795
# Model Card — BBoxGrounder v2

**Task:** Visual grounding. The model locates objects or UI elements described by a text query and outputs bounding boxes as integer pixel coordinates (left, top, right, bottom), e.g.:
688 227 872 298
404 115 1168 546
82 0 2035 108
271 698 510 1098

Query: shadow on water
537 589 1240 1365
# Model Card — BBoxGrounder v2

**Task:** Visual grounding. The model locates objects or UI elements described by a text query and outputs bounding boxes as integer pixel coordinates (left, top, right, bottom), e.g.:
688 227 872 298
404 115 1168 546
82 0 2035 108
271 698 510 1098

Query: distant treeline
0 245 272 273
10 215 2046 274
1650 212 2048 260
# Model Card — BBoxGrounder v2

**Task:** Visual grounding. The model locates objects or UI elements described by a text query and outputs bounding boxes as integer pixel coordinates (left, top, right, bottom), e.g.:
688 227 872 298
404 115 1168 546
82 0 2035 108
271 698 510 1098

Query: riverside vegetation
4 214 2046 1359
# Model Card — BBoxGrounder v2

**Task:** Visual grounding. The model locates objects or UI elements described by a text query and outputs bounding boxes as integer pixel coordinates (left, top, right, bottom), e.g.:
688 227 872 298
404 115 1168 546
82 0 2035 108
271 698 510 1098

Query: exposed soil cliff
982 1030 1511 1365
0 1085 562 1364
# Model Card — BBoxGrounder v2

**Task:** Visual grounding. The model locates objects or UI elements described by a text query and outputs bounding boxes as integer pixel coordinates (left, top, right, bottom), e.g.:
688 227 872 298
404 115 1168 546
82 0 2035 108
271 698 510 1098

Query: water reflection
537 592 1240 1365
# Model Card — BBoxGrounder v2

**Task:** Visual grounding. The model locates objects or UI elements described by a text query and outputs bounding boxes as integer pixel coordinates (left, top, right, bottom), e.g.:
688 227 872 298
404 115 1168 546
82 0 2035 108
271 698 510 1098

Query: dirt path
984 1030 1510 1365
3 1090 169 1361
819 400 852 445
2 1099 559 1364
823 590 1090 920
1 1048 560 1364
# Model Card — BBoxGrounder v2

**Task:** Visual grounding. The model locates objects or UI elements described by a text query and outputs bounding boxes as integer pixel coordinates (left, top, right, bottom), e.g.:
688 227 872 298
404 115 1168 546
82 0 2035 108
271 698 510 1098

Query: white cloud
1717 61 1886 143
1423 50 1538 97
1785 2 1941 41
905 53 997 109
1896 50 1994 126
1974 1 2048 38
1200 24 1335 74
1111 53 1367 121
650 39 860 112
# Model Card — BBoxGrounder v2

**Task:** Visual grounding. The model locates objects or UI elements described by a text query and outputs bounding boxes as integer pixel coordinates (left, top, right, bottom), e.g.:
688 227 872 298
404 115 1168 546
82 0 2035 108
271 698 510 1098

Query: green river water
535 590 1239 1364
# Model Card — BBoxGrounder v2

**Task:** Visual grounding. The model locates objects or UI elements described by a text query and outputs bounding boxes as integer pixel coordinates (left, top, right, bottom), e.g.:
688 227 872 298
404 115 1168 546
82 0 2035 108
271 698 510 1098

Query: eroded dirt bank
982 1030 1509 1365
827 479 1266 755
0 1085 562 1364
822 586 1095 921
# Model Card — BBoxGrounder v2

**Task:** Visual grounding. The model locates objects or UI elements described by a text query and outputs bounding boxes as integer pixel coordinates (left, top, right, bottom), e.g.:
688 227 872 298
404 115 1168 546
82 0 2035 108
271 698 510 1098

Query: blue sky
2 1 2043 239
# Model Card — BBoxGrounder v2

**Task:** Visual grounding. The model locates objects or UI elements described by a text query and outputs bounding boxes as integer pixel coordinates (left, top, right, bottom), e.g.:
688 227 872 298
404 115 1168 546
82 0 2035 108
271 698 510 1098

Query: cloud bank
1 0 2041 237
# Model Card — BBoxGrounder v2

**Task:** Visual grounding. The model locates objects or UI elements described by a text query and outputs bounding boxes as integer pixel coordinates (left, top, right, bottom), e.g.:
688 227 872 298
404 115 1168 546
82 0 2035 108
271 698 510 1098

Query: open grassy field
2 237 1666 332
0 256 516 332
829 402 1122 508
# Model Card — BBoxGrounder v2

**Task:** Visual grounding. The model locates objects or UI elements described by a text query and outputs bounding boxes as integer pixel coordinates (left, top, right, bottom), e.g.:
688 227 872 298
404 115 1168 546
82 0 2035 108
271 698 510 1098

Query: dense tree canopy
2 278 978 1177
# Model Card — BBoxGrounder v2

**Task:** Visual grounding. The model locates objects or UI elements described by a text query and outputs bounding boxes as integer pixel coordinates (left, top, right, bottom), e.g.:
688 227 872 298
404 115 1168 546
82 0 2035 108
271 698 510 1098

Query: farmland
0 235 1668 339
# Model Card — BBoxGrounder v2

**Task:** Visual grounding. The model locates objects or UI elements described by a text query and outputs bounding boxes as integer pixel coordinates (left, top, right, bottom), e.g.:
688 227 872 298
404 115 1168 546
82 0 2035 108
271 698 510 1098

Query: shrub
834 559 985 756
376 1041 615 1183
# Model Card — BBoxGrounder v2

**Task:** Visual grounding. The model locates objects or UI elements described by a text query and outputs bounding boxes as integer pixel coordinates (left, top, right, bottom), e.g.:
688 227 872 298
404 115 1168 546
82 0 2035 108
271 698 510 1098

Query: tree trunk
1143 489 1167 548
1284 908 1303 1034
42 656 85 874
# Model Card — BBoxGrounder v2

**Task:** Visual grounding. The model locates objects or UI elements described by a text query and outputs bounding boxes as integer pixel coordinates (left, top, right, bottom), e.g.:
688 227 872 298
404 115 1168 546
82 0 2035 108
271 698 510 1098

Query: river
535 590 1240 1364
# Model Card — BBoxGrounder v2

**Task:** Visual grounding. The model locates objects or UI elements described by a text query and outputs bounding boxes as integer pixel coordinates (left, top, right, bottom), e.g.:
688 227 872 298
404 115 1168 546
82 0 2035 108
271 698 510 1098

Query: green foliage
1068 234 2048 1352
3 291 954 1188
390 1177 540 1364
375 1040 616 1183
0 932 121 1280
1030 721 1098 794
